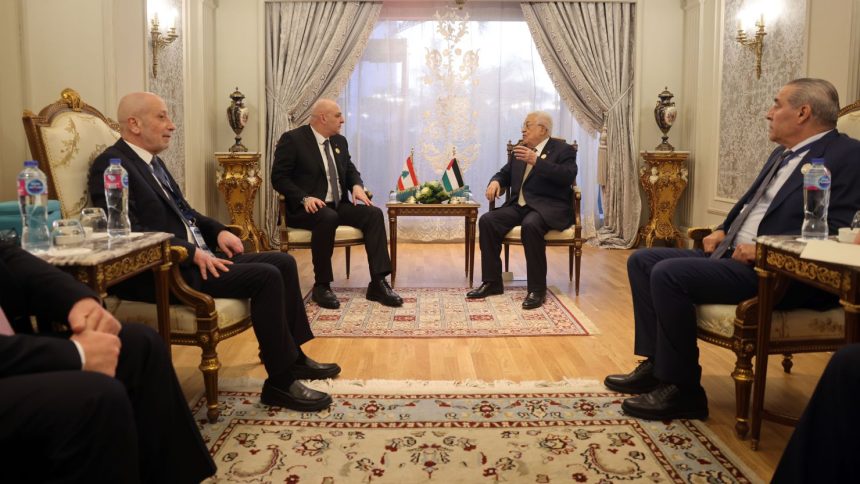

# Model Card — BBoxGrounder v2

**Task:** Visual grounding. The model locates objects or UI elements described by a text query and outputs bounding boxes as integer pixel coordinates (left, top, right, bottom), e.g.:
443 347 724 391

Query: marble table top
33 232 173 266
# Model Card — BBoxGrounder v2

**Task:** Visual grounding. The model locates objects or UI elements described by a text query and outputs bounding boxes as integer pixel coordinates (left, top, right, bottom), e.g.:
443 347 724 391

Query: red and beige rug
195 379 757 483
304 286 597 337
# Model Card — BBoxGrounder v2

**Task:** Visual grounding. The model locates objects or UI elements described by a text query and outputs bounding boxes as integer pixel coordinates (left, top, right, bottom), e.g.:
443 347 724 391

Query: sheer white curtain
337 1 599 242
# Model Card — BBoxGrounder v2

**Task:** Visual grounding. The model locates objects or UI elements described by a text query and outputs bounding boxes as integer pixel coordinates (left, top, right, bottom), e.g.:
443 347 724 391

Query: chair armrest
687 226 716 250
166 245 216 315
573 186 582 227
224 225 246 239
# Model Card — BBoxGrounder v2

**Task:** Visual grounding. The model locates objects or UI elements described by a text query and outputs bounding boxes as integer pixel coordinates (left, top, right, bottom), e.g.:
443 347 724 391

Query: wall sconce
735 15 766 79
150 7 178 78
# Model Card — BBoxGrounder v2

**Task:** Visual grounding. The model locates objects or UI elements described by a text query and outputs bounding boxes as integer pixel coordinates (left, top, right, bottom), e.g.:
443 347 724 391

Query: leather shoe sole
290 360 342 380
521 291 546 310
260 381 333 412
466 282 504 299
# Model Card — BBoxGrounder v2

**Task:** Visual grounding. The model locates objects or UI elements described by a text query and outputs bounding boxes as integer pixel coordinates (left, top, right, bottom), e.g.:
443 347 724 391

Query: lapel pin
800 163 812 175
540 153 547 159
334 147 341 154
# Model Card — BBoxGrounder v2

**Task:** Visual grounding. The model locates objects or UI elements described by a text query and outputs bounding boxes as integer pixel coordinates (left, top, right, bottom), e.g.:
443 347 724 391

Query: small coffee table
386 202 480 287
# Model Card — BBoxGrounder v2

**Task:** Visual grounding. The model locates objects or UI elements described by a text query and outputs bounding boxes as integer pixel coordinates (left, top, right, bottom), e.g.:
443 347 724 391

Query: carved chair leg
731 351 754 439
199 340 222 423
345 246 351 279
574 244 582 296
568 246 573 282
782 353 793 373
503 244 509 273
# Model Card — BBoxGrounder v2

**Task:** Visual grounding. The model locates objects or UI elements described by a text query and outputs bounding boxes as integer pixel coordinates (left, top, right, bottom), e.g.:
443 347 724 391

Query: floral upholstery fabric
696 304 844 340
39 112 120 217
286 225 363 244
105 296 250 334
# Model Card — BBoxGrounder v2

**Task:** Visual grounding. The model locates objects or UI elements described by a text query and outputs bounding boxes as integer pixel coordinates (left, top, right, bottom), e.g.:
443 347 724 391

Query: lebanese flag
441 157 464 192
396 154 419 190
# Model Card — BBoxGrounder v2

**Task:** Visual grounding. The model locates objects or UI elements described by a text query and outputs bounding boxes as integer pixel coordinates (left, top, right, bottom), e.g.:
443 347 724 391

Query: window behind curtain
339 2 599 241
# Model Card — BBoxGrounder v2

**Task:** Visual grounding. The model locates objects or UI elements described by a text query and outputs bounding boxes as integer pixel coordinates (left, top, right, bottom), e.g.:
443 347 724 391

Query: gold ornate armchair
277 195 365 278
22 88 253 422
691 102 860 439
489 139 583 294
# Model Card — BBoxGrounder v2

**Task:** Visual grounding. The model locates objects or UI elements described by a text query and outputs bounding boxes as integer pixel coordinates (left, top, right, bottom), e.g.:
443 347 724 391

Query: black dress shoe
312 284 340 309
604 359 660 394
260 380 333 411
366 279 402 307
521 289 546 310
291 357 342 380
466 281 504 299
621 383 709 420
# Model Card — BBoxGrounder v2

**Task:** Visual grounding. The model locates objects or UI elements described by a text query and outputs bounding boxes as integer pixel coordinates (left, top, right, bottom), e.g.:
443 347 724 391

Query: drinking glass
51 219 86 248
852 210 860 230
80 207 108 237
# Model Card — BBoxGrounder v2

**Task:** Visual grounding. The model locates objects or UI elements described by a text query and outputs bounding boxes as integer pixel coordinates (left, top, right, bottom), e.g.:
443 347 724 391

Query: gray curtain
263 1 381 247
521 2 638 248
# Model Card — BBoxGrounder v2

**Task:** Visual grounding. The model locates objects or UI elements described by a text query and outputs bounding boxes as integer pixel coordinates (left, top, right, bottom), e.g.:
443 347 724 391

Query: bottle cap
109 158 122 165
23 160 37 167
811 157 825 164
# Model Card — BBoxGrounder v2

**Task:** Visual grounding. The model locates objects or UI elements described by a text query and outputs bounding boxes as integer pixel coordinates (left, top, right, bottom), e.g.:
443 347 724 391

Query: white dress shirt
310 126 342 203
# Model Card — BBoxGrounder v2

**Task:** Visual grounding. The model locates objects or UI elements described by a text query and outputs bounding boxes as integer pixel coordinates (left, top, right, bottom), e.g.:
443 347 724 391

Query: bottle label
122 173 129 188
804 174 831 190
19 178 46 196
104 173 123 190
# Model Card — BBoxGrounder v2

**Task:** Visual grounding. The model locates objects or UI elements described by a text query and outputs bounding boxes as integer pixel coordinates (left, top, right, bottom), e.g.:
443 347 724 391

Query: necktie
150 157 212 253
710 148 794 259
323 140 340 207
0 306 14 336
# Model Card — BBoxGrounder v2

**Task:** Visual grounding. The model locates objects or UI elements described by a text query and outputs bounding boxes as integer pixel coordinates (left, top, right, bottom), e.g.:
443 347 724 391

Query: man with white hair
272 98 402 309
467 111 578 309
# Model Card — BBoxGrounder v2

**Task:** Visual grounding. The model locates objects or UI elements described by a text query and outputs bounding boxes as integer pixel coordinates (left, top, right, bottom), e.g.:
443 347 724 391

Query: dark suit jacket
87 139 227 299
271 125 364 214
719 130 860 236
0 243 94 378
490 137 578 230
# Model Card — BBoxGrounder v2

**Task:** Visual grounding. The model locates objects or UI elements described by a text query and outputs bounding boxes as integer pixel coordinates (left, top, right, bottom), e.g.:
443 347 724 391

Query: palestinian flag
397 154 419 190
441 157 464 192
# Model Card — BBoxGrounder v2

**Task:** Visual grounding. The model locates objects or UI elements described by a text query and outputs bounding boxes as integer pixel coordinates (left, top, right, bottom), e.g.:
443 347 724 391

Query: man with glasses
467 111 578 309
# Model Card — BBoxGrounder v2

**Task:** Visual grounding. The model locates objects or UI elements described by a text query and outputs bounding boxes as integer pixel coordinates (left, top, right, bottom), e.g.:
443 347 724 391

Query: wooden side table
386 202 480 287
216 152 269 252
638 150 689 247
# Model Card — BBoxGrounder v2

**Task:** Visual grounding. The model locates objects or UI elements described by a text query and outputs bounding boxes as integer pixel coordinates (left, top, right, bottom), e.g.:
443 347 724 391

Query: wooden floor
170 242 830 482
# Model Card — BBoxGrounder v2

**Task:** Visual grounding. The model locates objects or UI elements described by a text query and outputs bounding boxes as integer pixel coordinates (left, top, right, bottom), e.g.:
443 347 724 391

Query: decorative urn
653 87 677 151
226 87 249 153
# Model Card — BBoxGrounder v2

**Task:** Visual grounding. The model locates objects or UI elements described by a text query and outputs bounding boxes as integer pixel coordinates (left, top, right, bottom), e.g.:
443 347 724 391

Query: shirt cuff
71 339 86 369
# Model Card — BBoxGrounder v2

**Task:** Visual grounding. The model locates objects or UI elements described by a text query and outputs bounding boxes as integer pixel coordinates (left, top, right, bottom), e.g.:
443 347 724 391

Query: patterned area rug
304 286 597 337
195 379 757 483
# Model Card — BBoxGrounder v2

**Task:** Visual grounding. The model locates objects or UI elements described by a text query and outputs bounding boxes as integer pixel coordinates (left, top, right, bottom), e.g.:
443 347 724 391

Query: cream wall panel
0 0 26 200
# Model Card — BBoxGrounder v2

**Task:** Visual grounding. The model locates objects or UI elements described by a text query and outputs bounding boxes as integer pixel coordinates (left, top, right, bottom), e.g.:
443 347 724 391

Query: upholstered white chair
490 139 583 294
22 88 253 422
837 99 860 139
277 195 365 278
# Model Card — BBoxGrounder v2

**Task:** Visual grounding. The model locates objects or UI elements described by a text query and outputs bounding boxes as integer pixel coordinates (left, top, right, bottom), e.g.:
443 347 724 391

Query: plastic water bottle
104 158 131 238
801 158 831 240
17 160 51 252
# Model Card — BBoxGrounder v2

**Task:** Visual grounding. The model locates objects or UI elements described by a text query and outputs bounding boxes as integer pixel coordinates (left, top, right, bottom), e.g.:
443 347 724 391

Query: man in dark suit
604 78 860 420
467 111 578 309
272 99 402 310
0 242 215 483
87 92 340 413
